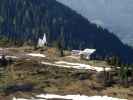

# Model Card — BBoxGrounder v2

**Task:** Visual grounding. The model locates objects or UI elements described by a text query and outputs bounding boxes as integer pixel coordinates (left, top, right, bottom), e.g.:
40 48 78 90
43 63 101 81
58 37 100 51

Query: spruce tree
119 64 129 87
57 27 65 57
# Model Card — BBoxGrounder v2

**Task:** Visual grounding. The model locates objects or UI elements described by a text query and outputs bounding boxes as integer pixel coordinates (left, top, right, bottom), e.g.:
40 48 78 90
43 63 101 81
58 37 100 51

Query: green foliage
54 27 65 57
106 56 131 87
0 16 4 24
0 36 9 46
119 64 129 87
106 56 121 67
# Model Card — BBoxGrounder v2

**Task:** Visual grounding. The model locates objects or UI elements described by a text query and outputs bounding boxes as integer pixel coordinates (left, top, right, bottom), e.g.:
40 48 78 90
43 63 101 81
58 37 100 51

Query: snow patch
41 61 111 72
27 53 46 58
55 61 111 72
13 94 127 100
0 55 18 59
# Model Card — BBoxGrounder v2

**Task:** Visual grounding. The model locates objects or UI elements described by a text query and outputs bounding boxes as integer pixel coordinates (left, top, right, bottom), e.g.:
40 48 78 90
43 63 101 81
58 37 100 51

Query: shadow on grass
4 83 34 95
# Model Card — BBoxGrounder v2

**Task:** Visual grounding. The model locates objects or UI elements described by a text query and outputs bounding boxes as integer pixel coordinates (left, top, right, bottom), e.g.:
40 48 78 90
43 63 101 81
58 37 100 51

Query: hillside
57 0 133 46
0 47 132 100
0 0 133 63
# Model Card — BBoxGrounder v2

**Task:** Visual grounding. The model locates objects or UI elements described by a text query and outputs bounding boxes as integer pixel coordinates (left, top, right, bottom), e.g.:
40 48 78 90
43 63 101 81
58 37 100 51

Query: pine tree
131 64 133 81
119 64 129 87
57 27 65 57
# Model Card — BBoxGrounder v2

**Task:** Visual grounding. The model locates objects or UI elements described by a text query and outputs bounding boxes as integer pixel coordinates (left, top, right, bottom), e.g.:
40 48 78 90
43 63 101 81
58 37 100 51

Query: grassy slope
0 59 132 100
0 47 132 100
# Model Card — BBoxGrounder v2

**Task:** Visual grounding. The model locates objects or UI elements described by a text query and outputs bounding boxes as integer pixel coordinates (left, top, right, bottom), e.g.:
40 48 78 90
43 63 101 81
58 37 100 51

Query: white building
80 49 96 60
71 50 81 56
37 33 47 47
71 48 96 60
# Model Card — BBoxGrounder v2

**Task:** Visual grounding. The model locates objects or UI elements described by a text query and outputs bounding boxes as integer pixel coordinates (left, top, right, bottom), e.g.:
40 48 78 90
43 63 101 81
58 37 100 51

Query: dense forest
0 0 133 63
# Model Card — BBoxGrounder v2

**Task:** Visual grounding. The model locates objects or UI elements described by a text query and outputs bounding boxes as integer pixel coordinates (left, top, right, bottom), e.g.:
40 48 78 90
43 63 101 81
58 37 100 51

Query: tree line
104 56 133 87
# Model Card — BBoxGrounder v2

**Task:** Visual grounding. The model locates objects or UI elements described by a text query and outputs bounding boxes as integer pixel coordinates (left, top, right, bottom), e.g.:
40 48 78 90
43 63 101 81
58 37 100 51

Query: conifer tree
119 64 129 87
57 27 65 57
